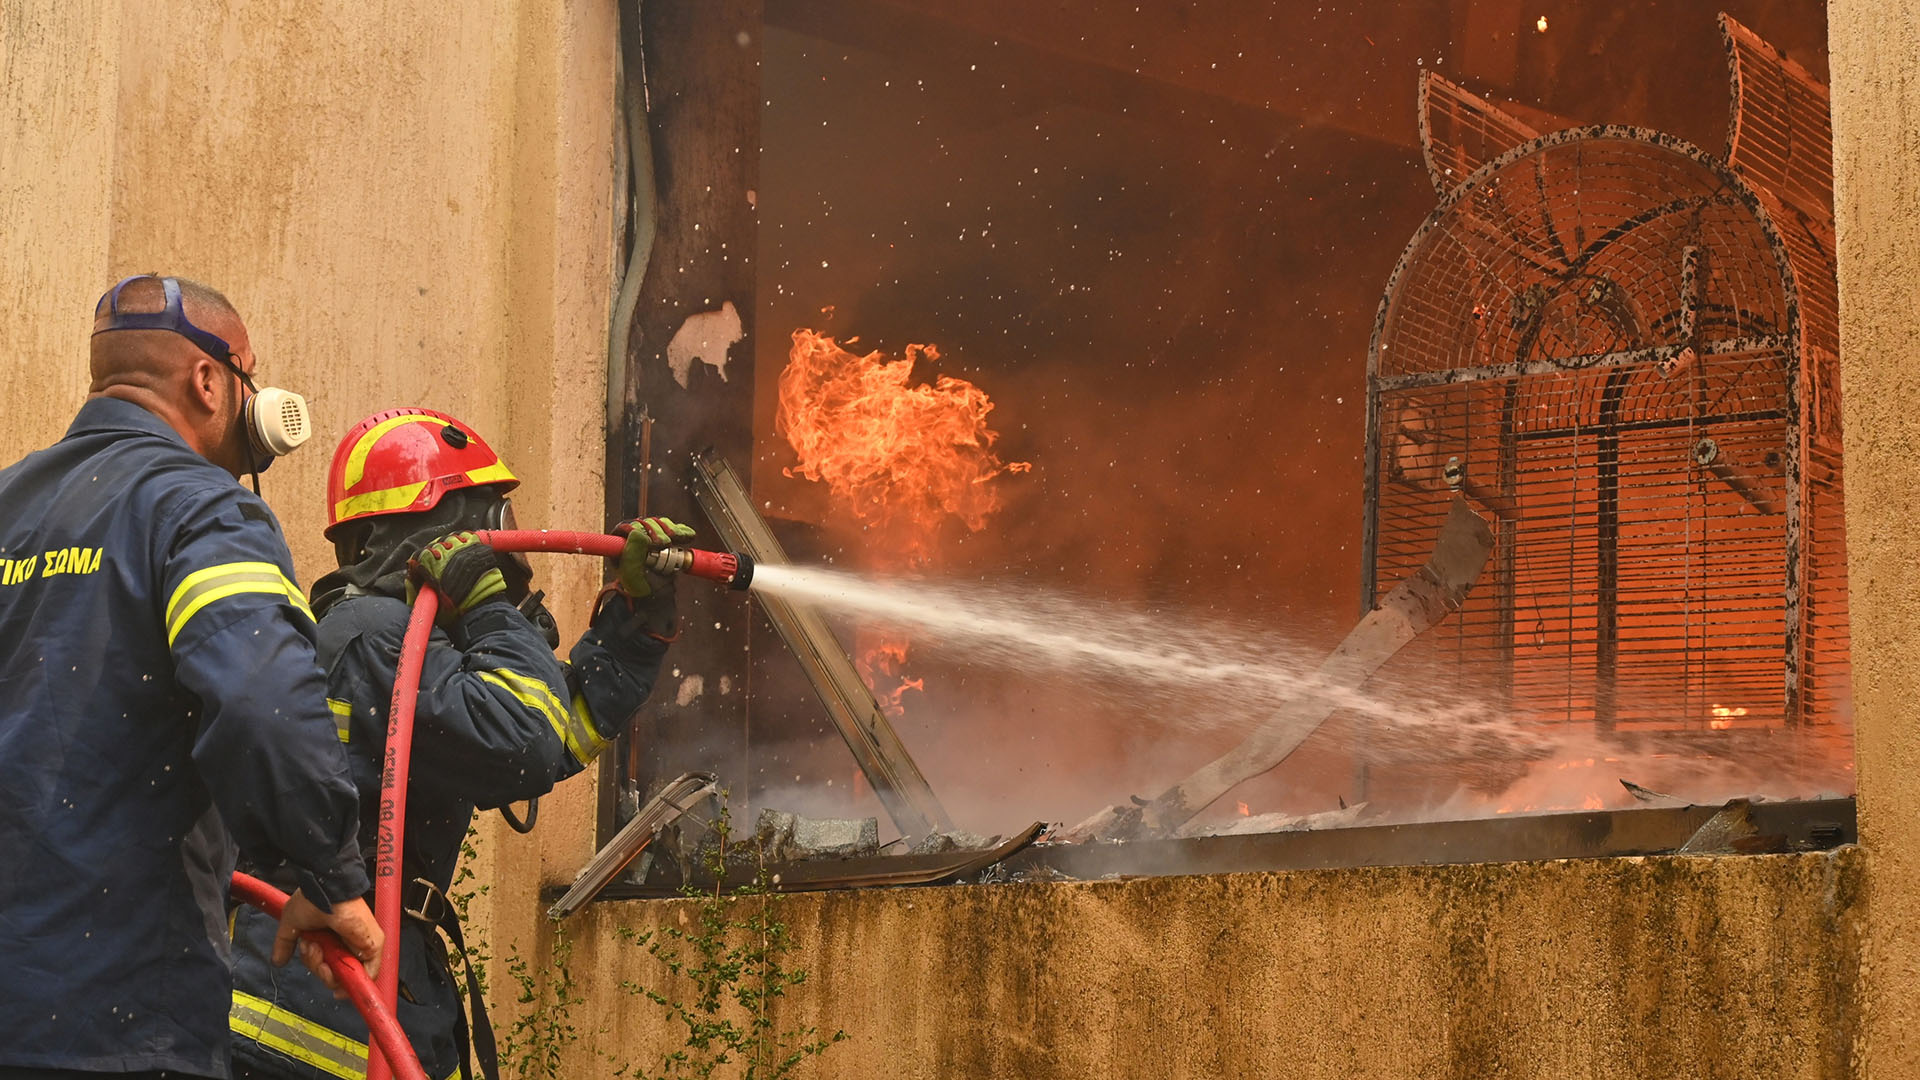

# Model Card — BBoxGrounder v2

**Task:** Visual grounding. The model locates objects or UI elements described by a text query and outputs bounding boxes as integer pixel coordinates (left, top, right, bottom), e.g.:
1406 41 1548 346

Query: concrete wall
0 0 619 995
567 851 1862 1079
0 2 117 448
1830 2 1920 1077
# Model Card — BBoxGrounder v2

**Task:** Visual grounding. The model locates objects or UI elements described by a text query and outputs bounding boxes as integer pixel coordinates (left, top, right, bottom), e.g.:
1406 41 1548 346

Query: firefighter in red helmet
226 407 688 1080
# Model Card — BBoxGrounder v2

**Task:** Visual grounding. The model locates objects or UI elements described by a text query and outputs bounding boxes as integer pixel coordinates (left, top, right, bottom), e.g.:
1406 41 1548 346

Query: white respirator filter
247 387 312 456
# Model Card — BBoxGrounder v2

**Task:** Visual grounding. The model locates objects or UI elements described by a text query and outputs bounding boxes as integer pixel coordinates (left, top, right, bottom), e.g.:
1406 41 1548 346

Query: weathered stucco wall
1830 2 1920 1077
0 3 117 454
0 0 618 990
567 851 1862 1079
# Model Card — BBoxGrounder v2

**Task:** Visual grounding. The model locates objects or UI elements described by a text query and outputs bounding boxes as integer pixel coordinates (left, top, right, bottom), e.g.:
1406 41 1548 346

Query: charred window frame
576 6 1852 907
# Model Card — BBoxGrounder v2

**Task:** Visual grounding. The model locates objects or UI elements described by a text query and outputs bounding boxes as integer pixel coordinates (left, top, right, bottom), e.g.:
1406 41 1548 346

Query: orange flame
778 329 1029 566
1236 801 1251 817
1708 704 1749 731
778 327 1029 710
854 635 925 718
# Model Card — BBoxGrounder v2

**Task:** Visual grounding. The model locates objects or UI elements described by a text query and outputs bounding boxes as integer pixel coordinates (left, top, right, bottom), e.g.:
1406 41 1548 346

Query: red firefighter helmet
325 407 518 538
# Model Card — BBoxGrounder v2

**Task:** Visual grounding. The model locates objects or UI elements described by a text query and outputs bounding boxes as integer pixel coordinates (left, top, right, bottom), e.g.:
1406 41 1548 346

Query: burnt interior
607 1 1848 861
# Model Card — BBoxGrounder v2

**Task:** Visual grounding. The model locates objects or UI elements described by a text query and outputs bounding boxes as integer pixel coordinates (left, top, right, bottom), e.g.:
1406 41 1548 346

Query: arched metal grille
1365 73 1844 739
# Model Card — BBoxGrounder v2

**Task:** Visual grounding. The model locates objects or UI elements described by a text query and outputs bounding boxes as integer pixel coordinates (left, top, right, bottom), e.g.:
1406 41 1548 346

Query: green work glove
407 531 509 615
613 516 696 598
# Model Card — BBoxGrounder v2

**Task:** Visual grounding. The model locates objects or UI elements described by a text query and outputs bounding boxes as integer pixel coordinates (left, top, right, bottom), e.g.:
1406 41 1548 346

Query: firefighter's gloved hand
613 516 696 599
275 891 383 1001
407 531 509 615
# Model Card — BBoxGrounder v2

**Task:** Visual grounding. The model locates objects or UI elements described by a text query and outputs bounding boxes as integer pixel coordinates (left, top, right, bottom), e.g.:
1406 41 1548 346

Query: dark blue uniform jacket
0 398 369 1077
228 582 669 1080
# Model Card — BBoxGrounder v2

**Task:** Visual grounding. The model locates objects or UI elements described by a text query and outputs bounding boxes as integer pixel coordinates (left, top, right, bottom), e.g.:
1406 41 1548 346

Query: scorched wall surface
568 851 1862 1079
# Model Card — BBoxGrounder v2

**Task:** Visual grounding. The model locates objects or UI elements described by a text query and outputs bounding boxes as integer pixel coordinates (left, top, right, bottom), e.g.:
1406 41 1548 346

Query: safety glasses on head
93 275 312 486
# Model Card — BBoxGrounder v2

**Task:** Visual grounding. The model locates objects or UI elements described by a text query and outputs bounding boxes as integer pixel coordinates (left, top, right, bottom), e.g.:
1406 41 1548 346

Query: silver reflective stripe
230 990 365 1079
230 991 465 1080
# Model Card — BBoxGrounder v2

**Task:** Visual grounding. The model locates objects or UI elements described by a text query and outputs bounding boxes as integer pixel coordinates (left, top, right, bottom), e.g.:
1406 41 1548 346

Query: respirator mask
92 275 312 492
484 497 560 648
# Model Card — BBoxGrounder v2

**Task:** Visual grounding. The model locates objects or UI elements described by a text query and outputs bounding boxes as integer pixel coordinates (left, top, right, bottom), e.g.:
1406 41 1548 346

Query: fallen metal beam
596 821 1047 898
1017 798 1851 882
551 772 718 919
1068 497 1494 842
691 449 953 839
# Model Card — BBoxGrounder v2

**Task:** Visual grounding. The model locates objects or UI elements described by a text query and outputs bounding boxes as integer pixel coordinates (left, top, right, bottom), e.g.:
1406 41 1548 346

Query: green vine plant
448 807 846 1080
501 923 589 1080
451 827 492 1003
615 800 848 1080
453 824 596 1080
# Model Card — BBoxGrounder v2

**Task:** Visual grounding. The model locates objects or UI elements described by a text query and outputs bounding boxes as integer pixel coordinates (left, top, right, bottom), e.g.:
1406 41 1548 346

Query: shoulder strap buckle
402 876 450 926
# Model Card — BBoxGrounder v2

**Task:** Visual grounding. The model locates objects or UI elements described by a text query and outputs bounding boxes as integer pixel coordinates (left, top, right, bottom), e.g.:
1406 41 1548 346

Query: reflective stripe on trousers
230 991 461 1080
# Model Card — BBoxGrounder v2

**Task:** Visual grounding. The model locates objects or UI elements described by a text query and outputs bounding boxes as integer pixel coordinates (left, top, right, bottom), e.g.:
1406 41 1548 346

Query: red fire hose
366 530 747 1080
367 531 622 1080
229 872 427 1080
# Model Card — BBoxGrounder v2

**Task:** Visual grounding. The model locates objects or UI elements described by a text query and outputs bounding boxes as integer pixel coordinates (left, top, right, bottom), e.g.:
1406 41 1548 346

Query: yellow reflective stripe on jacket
570 690 609 764
333 480 429 524
230 991 366 1080
165 562 313 645
230 991 464 1080
327 698 353 743
475 669 605 766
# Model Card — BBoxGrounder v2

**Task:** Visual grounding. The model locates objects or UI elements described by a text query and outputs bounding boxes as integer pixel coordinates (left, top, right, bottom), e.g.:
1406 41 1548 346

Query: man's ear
185 355 223 416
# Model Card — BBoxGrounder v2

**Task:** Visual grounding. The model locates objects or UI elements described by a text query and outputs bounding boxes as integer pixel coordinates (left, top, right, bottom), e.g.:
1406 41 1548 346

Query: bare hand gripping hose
228 872 427 1080
364 530 748 1080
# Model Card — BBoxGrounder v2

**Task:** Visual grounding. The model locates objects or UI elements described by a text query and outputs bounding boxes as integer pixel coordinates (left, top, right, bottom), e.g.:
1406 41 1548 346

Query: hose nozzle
643 547 755 590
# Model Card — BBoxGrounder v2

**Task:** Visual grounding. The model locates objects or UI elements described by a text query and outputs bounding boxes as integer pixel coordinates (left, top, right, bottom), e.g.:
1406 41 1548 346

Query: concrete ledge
563 848 1862 1079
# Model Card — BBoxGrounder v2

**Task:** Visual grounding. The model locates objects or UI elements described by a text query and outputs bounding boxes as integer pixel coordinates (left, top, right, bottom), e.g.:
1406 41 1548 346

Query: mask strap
94 276 236 364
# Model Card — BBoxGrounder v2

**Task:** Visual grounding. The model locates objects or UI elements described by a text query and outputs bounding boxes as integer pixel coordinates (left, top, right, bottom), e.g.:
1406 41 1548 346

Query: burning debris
776 328 1028 716
606 12 1854 895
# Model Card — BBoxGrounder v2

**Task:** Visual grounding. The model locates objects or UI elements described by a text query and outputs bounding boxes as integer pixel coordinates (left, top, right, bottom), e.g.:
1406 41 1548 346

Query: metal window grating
1374 353 1794 730
1365 21 1845 740
1419 71 1541 199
